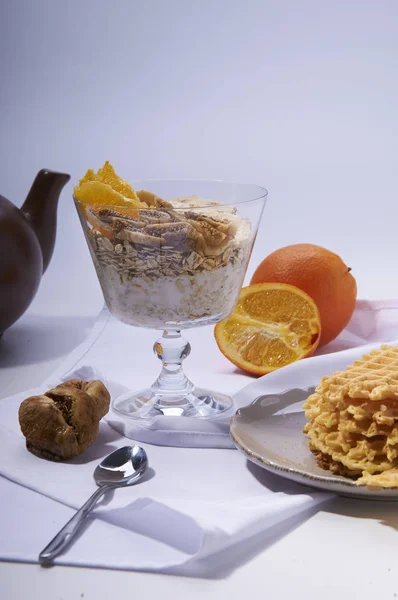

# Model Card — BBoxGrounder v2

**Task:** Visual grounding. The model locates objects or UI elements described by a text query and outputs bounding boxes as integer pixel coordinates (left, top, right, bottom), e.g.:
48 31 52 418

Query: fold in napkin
44 300 398 448
1 299 398 574
0 389 329 574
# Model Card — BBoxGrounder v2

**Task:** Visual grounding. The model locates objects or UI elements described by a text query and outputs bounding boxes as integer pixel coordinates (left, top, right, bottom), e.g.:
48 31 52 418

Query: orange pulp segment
74 161 148 231
74 161 144 212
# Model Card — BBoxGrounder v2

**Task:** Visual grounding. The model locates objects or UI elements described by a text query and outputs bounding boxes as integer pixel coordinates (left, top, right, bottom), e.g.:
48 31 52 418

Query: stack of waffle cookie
303 345 398 487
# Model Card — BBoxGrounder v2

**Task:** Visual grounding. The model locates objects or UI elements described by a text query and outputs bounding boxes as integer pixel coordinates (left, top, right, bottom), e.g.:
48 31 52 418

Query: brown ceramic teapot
0 169 70 336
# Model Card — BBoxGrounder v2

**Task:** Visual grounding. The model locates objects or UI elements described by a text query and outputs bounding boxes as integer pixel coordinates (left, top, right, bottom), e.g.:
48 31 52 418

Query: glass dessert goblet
74 180 267 420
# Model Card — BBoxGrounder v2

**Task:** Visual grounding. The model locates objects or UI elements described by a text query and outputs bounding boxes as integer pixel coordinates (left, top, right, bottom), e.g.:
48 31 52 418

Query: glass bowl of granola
74 163 267 420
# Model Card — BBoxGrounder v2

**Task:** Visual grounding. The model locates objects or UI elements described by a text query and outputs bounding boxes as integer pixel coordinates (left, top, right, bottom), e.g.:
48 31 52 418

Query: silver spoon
39 445 148 564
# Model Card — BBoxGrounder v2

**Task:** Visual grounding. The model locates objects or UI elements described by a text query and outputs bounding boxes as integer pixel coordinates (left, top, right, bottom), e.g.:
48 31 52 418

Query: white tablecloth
2 301 398 577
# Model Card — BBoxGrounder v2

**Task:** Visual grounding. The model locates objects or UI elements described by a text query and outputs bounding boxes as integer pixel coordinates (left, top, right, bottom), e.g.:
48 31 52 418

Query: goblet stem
112 329 233 419
151 330 195 396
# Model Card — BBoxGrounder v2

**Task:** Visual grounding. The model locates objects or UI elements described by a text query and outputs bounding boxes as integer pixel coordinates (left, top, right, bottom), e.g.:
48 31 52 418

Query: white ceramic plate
231 387 398 500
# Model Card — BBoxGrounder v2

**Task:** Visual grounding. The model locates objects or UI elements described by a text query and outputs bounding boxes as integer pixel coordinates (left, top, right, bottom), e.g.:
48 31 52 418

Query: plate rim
230 388 398 496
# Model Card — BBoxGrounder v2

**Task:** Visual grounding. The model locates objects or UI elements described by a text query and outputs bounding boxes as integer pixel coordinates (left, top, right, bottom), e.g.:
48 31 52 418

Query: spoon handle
39 485 110 563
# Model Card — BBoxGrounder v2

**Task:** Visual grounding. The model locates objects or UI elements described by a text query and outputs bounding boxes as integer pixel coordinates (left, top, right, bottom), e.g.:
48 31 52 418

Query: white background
1 1 398 598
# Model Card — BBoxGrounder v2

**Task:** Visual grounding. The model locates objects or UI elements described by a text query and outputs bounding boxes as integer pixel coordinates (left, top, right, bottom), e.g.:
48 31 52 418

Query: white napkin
0 387 329 574
43 300 398 448
0 299 398 574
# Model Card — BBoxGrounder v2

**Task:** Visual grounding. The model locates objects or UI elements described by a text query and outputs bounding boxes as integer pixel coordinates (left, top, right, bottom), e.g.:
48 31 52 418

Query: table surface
2 1 398 597
2 229 398 600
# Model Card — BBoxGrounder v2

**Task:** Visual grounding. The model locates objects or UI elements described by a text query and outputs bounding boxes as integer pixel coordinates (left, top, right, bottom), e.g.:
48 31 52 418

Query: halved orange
214 283 321 375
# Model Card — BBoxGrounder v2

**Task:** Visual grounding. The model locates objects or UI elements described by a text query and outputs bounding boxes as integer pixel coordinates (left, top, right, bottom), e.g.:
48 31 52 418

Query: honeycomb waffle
303 345 398 487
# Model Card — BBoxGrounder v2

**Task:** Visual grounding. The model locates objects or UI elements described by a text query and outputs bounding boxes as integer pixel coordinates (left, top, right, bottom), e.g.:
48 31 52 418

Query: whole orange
251 244 357 347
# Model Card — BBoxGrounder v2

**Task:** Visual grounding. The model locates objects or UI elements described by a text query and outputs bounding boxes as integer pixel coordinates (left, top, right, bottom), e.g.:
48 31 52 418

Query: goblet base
112 388 233 420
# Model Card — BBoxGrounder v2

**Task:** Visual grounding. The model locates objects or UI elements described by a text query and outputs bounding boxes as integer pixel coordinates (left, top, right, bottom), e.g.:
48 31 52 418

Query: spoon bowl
94 445 148 485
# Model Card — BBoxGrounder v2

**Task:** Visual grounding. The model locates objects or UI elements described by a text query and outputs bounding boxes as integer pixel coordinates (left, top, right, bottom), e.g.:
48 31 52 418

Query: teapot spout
22 169 70 273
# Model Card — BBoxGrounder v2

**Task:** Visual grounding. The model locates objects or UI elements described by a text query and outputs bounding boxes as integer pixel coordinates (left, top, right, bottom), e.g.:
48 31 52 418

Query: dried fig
18 379 110 461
